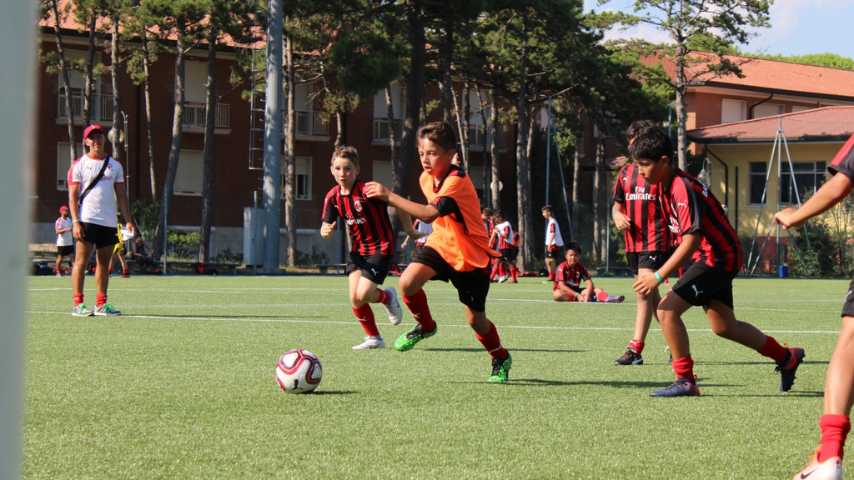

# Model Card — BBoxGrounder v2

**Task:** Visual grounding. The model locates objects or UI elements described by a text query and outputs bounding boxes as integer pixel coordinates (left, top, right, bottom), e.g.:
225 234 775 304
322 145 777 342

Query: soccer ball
275 349 322 393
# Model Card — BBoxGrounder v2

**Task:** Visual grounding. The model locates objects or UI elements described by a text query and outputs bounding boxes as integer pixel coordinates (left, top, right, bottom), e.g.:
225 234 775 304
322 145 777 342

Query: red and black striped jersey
322 180 394 256
554 261 590 291
613 162 671 253
494 221 513 250
829 133 854 180
662 169 743 274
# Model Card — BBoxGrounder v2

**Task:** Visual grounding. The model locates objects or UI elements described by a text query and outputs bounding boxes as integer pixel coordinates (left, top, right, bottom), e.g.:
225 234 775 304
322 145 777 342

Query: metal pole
1 2 35 478
262 0 284 273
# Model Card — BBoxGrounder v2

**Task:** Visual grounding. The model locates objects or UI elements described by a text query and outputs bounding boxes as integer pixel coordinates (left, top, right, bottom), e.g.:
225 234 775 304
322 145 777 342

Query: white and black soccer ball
275 349 322 393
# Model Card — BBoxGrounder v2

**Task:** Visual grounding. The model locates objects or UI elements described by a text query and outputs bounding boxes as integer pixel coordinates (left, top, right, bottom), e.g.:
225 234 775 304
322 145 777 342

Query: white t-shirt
55 217 73 246
545 217 564 247
495 221 513 249
70 155 124 228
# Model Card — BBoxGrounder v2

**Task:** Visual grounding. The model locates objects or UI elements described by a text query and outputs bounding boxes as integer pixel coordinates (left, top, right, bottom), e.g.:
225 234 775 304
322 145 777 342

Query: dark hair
565 242 581 254
493 210 505 220
331 145 360 168
417 121 457 151
541 205 552 212
628 126 673 163
626 120 656 140
481 207 493 216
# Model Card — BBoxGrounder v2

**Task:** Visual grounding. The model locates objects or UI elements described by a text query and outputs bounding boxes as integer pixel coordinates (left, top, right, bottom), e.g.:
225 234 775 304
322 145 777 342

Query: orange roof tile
688 106 854 144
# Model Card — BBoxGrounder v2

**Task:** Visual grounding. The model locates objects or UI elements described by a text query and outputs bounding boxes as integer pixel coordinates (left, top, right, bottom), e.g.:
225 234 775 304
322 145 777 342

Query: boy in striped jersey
777 134 854 480
612 121 673 365
631 126 804 397
321 146 417 350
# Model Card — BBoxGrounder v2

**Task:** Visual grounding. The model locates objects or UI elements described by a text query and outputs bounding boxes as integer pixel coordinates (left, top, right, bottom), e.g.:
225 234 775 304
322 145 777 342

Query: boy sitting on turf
776 134 854 480
552 243 623 303
630 125 805 397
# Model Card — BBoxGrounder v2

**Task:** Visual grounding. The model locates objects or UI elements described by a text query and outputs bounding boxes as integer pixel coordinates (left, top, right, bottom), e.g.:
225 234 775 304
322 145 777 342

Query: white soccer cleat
383 288 403 325
352 336 384 351
793 453 843 480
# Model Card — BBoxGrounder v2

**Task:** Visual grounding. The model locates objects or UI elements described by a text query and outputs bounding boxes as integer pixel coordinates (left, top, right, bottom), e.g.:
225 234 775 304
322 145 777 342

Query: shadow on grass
309 390 358 396
696 360 829 367
136 313 327 320
479 377 738 389
424 347 586 354
701 390 824 398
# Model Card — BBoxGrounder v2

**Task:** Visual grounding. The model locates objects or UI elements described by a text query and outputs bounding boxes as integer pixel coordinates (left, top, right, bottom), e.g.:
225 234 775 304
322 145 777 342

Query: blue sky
584 0 854 59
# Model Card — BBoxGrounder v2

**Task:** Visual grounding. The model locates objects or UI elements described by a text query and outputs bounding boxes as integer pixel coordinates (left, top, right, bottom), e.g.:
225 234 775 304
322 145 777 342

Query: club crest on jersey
353 199 363 213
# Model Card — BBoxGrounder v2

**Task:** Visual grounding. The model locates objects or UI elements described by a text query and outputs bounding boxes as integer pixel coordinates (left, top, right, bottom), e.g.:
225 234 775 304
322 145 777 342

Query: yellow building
689 106 854 269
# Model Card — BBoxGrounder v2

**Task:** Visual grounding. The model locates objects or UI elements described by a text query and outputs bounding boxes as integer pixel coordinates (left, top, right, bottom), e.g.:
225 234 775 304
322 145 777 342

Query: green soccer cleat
488 353 512 383
71 303 93 317
393 324 437 352
93 303 122 317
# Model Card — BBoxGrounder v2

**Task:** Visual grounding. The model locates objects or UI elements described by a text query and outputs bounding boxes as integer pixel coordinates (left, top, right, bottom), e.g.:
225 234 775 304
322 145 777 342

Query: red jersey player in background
321 146 418 350
490 211 519 283
612 120 673 366
776 134 854 480
364 121 512 383
552 243 623 303
631 125 804 397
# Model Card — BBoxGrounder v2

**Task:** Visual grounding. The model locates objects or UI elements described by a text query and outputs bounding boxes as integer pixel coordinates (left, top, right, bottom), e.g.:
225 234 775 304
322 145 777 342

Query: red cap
83 124 105 140
59 205 69 213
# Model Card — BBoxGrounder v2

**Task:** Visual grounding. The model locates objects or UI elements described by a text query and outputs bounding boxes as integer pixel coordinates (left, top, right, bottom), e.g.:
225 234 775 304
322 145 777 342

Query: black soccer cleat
776 347 805 392
615 348 643 366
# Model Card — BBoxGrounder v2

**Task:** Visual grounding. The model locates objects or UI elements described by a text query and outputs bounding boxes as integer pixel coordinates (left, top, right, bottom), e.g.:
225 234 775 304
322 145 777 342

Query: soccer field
24 275 850 479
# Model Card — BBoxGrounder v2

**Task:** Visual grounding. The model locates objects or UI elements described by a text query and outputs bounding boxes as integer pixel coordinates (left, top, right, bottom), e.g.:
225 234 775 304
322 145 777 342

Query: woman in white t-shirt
54 205 73 276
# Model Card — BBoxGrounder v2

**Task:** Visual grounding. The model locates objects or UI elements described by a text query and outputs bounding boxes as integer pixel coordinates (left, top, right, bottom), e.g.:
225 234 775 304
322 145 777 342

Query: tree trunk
571 130 582 236
50 0 77 164
488 89 499 210
155 17 186 260
142 38 157 199
284 33 296 267
334 110 344 147
82 8 97 128
592 138 603 263
199 28 218 266
110 16 121 162
398 0 425 197
515 12 534 271
385 85 400 191
451 83 468 169
675 40 688 170
475 84 489 205
438 11 453 123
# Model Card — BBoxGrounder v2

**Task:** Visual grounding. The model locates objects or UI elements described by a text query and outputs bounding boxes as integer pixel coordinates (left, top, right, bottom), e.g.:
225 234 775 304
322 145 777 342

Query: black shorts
411 245 490 312
57 245 74 256
346 252 392 284
500 248 516 263
672 262 735 309
546 246 563 260
79 222 119 249
842 276 854 317
627 250 671 276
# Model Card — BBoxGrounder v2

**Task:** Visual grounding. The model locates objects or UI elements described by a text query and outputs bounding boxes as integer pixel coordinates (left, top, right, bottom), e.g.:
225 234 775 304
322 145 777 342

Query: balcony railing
372 118 403 142
57 91 114 123
182 102 230 130
296 110 328 137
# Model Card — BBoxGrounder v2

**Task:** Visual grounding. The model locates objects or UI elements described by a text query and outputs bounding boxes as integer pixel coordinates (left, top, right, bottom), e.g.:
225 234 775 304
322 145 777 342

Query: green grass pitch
24 275 850 479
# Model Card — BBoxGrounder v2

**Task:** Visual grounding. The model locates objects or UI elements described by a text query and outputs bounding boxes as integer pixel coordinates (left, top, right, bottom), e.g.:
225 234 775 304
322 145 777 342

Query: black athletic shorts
627 250 672 276
842 276 854 317
672 262 735 310
411 245 491 312
79 222 119 249
546 245 563 260
500 248 516 263
57 245 74 256
346 252 392 284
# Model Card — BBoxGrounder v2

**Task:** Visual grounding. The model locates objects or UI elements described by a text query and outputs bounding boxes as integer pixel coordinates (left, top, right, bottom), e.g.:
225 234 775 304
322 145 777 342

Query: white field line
26 309 841 335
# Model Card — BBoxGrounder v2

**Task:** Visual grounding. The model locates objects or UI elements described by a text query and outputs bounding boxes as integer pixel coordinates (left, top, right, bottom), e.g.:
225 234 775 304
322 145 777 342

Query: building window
174 149 203 195
281 156 312 200
721 99 747 123
56 142 74 191
753 103 785 119
749 162 767 204
780 161 826 204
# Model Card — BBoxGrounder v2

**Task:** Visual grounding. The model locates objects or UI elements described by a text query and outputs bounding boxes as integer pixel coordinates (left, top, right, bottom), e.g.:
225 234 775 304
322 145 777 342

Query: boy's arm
775 173 854 229
633 232 699 295
612 202 630 231
115 181 135 234
363 182 439 222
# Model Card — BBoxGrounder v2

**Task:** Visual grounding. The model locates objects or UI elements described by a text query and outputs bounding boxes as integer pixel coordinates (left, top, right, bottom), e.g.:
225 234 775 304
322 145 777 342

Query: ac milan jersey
322 180 394 256
662 169 742 274
829 133 854 180
495 221 513 250
613 162 671 253
554 261 590 291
